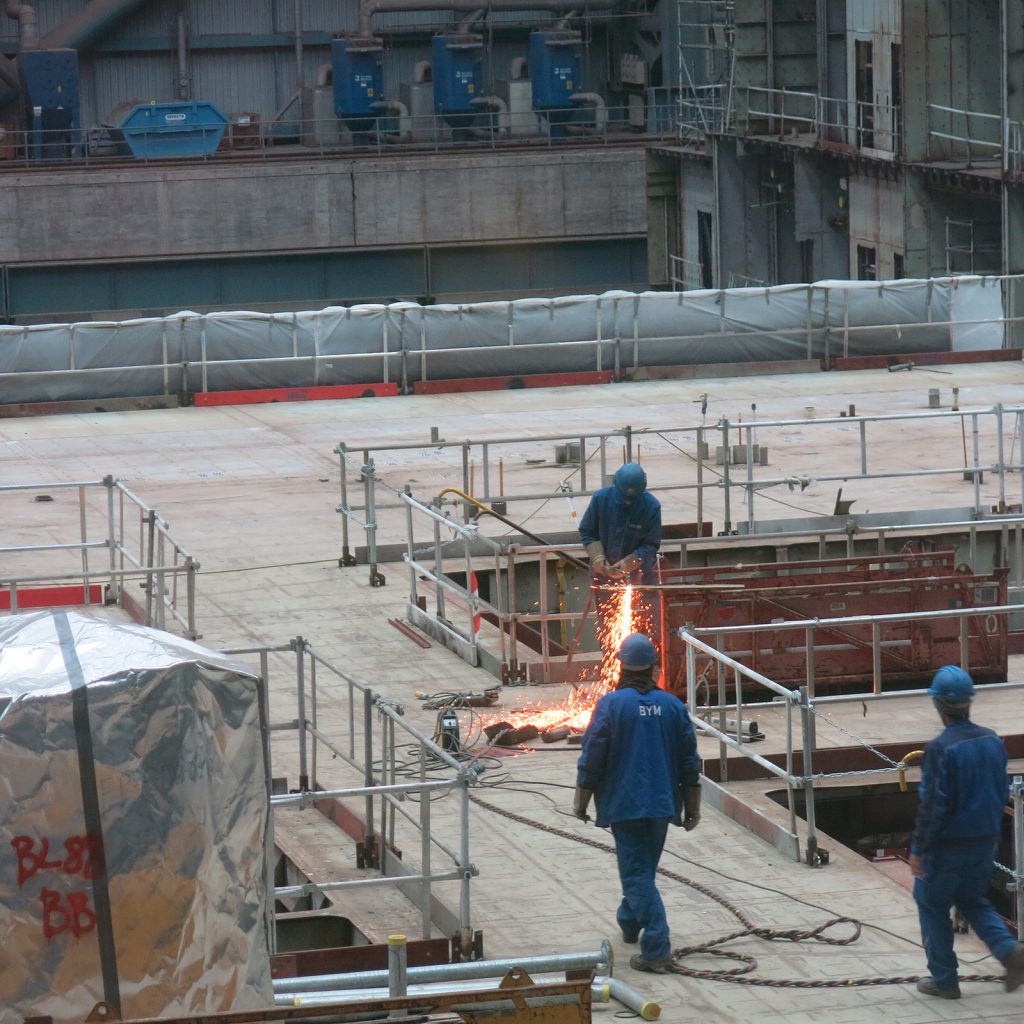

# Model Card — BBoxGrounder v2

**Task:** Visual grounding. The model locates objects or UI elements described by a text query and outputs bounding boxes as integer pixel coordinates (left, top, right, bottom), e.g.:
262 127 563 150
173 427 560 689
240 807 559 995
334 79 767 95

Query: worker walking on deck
573 633 701 974
910 665 1024 999
579 462 662 641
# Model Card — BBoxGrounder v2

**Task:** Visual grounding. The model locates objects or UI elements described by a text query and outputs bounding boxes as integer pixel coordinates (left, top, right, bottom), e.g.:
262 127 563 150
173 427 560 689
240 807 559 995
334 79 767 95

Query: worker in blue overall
573 633 701 974
910 665 1024 999
578 462 662 643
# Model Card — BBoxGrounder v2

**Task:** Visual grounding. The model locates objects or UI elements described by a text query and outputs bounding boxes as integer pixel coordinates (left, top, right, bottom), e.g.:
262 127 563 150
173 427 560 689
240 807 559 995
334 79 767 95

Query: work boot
1004 942 1024 992
915 978 961 1000
630 953 671 975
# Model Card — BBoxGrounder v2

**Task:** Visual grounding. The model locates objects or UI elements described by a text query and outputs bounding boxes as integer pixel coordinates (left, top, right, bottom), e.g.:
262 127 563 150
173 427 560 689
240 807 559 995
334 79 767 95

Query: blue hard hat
613 462 647 499
617 633 658 669
928 665 975 702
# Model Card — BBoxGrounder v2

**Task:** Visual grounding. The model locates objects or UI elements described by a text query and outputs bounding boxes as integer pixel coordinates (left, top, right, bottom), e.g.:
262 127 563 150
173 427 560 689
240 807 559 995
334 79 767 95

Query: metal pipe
388 934 408 997
293 0 304 88
5 1 37 49
357 0 617 34
603 976 660 1021
176 12 190 100
276 974 603 1005
37 0 149 49
274 941 612 992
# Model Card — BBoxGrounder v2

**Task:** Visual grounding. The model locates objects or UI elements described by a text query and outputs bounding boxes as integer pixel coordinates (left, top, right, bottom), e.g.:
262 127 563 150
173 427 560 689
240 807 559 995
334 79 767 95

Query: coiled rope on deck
469 793 1003 989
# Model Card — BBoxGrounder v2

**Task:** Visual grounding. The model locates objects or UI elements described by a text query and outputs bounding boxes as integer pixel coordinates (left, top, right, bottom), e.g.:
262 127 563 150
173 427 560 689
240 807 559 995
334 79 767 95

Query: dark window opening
857 244 877 281
855 40 874 149
697 210 714 289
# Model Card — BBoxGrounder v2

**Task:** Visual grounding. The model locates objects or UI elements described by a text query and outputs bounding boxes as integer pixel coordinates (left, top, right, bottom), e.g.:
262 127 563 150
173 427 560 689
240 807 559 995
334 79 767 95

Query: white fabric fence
0 276 1010 405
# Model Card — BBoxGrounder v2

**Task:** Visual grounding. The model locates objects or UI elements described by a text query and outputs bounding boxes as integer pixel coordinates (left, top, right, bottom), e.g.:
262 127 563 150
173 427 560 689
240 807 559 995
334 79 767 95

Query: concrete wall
0 147 648 266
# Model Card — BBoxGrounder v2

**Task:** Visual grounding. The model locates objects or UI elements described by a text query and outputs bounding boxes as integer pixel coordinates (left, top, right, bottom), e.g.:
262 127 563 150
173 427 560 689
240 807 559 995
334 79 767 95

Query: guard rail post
799 685 820 866
1014 776 1024 940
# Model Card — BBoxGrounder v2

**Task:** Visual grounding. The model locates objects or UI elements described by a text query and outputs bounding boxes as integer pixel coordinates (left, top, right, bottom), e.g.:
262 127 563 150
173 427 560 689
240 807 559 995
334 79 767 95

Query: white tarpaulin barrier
0 276 1013 405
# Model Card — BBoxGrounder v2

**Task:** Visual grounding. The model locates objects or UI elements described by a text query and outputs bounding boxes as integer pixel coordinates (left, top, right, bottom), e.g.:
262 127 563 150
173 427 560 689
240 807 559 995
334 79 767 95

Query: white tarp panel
949 276 1005 350
0 276 1012 405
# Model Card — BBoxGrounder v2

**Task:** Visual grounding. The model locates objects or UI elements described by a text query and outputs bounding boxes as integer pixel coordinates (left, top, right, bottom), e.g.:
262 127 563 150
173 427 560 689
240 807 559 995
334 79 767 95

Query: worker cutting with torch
579 461 662 638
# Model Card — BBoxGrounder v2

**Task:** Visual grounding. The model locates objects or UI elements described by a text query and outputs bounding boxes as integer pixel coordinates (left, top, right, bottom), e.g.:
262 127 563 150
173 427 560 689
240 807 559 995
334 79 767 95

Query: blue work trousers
914 843 1017 989
611 818 671 960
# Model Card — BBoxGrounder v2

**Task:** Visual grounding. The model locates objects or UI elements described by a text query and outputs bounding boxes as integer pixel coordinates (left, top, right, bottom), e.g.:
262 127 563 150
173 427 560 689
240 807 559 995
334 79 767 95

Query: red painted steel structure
0 583 103 611
659 549 1008 694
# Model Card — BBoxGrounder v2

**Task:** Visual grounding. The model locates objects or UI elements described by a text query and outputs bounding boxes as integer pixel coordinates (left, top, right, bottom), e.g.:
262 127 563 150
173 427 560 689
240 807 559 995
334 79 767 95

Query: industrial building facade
658 0 1024 302
0 1 1021 325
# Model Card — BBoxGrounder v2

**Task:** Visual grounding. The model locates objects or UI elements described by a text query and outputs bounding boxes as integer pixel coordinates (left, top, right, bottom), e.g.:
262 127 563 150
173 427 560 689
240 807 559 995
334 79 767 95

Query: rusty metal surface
65 969 593 1024
660 549 1009 692
271 937 454 979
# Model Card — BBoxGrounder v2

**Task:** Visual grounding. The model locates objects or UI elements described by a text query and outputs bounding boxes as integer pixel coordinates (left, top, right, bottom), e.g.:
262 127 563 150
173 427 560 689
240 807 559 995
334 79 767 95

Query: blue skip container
105 101 228 159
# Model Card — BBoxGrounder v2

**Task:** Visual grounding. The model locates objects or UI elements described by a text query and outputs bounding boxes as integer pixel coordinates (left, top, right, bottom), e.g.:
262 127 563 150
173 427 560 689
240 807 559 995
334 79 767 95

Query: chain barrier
469 792 1003 989
807 700 903 770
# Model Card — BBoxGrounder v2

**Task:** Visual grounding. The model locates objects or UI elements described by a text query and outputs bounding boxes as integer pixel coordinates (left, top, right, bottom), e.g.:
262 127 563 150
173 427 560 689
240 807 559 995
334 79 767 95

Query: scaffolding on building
676 0 735 141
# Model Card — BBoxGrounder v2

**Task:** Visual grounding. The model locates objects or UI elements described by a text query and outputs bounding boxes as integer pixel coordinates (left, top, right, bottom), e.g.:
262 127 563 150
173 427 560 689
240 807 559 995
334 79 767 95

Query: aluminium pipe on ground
275 975 613 1006
602 975 661 1021
274 973 659 1020
273 940 612 992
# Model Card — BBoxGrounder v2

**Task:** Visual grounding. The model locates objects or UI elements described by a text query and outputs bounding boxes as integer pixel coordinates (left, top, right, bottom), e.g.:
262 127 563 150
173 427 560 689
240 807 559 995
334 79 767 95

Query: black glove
683 784 702 832
573 786 593 822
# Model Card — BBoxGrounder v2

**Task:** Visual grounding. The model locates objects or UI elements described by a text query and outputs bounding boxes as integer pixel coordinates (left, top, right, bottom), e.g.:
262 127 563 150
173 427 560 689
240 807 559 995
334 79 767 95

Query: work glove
584 541 608 576
573 786 593 823
610 553 642 576
682 783 702 832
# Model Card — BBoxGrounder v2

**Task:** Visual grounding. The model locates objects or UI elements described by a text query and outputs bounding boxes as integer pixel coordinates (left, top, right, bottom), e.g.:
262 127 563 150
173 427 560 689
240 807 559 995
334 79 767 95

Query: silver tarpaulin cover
0 611 274 1023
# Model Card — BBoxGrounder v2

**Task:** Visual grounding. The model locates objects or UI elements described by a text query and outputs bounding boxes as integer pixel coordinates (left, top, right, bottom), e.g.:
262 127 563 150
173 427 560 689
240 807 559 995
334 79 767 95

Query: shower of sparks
476 583 657 741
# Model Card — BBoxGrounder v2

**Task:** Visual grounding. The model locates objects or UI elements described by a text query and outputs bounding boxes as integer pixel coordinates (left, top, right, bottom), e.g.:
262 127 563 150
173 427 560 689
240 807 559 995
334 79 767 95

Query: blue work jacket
576 679 700 828
578 486 662 584
910 717 1009 855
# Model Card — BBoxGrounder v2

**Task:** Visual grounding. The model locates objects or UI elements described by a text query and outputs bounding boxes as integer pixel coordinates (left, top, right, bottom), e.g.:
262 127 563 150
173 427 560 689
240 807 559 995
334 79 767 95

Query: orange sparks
476 584 656 741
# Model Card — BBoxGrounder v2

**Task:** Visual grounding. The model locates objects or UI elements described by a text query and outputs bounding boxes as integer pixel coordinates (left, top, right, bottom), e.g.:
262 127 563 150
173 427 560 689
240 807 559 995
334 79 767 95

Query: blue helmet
617 633 658 669
614 462 647 500
928 665 974 703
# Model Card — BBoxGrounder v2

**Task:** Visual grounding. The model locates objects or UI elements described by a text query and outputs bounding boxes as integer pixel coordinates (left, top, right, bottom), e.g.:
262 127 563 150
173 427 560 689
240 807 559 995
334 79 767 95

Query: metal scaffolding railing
737 85 900 156
0 104 680 170
681 617 1024 925
221 637 481 951
338 404 1024 582
0 476 198 637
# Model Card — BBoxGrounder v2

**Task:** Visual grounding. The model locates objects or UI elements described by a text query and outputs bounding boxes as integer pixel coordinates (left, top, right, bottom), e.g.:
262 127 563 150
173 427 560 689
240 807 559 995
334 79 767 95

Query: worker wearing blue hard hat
573 633 701 976
580 462 661 584
579 461 662 643
909 664 1024 1000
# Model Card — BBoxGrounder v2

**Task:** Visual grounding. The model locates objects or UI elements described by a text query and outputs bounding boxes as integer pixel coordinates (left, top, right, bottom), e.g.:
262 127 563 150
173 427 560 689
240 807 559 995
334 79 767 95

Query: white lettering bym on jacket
638 704 662 716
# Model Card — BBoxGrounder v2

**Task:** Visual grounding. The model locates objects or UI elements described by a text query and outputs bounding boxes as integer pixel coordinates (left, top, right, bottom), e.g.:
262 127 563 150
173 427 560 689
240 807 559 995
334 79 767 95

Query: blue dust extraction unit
331 35 384 145
19 48 80 159
529 30 583 138
432 34 483 138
